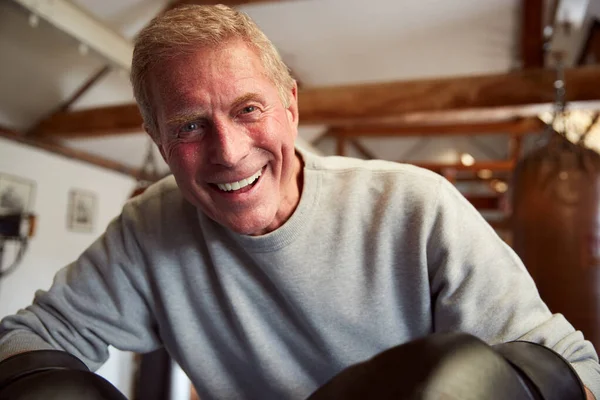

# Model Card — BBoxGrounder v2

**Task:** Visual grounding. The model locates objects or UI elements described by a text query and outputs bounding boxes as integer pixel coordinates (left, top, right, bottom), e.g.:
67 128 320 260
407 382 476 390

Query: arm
0 200 161 370
426 178 600 399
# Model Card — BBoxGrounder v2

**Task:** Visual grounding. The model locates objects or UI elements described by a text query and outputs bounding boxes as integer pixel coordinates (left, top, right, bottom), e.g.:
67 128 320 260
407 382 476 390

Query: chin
221 214 274 236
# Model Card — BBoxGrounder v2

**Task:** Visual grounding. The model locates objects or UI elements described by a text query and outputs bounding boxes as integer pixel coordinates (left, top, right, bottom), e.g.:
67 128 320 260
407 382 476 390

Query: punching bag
512 131 600 350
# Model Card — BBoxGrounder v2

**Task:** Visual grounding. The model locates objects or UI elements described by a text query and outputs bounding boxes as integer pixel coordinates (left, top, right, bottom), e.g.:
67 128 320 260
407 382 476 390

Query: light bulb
491 180 508 193
477 169 493 179
460 153 475 166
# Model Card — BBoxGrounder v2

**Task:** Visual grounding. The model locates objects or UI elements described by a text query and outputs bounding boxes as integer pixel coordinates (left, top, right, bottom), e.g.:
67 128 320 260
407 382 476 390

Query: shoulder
302 151 445 200
119 175 194 230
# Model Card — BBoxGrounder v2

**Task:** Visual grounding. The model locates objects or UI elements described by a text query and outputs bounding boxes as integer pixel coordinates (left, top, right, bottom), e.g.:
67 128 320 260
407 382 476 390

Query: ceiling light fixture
460 153 475 166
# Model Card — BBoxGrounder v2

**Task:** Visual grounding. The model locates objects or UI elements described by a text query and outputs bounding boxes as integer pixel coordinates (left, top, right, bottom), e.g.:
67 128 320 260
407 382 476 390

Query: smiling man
0 4 598 400
145 39 303 236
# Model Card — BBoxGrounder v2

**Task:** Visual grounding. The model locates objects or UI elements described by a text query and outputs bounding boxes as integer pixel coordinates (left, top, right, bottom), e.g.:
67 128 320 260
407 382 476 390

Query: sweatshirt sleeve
0 201 161 371
426 178 600 397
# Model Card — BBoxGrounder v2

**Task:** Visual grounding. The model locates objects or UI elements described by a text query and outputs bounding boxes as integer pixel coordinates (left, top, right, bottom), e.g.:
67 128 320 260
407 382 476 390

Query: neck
254 151 304 236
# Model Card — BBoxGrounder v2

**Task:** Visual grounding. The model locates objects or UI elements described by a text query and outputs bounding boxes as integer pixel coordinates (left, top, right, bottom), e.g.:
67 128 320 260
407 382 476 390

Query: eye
241 105 258 114
177 120 207 139
181 122 200 133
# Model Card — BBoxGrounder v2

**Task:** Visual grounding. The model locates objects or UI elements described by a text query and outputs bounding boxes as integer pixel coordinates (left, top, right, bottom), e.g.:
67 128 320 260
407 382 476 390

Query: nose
207 118 251 167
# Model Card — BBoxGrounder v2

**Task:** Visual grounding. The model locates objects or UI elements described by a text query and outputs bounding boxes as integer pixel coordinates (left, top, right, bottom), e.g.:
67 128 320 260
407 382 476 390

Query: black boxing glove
0 350 127 400
306 333 586 400
493 340 586 400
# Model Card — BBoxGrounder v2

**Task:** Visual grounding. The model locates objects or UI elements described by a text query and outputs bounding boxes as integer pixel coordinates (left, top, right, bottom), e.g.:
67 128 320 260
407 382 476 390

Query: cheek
164 142 203 173
256 117 294 150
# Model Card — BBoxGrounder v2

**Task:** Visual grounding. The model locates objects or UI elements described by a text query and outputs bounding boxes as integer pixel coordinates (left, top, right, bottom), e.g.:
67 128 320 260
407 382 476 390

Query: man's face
146 40 301 236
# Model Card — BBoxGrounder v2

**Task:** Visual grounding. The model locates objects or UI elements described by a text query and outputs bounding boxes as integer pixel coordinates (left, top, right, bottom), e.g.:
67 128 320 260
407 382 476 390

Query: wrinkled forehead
147 40 270 96
144 41 280 122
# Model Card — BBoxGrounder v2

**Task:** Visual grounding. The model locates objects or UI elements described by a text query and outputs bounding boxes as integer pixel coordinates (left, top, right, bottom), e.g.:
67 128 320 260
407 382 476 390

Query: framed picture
0 173 35 215
67 189 97 233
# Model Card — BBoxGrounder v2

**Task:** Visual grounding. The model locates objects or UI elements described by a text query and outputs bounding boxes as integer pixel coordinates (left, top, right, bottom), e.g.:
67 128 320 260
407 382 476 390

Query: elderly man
0 4 598 400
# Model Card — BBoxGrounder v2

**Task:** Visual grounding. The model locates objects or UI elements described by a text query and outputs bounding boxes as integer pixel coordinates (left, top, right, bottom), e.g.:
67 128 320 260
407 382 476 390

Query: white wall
0 137 137 397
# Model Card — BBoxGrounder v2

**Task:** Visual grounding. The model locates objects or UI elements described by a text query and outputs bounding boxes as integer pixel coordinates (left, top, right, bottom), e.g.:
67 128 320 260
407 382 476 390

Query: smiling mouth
213 168 263 193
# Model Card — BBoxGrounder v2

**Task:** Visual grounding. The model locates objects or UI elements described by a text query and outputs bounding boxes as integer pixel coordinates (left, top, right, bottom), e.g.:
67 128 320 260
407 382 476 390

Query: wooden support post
509 134 524 162
521 0 545 68
336 135 346 156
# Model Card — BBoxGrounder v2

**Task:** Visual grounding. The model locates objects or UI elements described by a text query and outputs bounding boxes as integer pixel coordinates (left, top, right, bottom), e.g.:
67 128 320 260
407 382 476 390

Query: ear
144 123 168 163
285 81 299 129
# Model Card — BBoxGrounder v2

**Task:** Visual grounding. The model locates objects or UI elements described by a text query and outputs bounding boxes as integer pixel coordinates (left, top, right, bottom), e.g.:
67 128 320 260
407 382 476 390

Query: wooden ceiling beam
298 66 600 125
0 127 149 180
34 103 144 138
32 66 600 137
329 117 545 138
29 65 111 136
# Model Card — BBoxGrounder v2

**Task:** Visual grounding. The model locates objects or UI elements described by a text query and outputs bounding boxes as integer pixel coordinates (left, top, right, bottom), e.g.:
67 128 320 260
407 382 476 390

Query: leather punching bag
512 131 600 350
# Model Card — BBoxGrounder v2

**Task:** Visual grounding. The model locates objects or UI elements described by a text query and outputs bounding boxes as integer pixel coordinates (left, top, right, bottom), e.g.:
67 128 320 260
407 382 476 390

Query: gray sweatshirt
1 151 599 399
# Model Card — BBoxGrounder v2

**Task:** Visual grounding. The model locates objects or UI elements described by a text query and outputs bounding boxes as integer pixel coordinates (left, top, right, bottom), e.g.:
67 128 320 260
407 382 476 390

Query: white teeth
216 169 262 192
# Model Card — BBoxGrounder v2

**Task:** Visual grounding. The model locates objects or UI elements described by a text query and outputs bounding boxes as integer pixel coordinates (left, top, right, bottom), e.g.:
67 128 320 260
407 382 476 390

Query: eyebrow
231 93 263 110
164 93 263 127
165 110 208 127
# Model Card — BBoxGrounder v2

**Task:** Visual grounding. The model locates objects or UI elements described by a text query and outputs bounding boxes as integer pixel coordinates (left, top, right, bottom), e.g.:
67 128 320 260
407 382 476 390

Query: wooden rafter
298 66 600 125
29 65 111 135
508 134 524 162
328 118 545 138
33 103 143 138
521 0 545 68
31 66 600 137
0 127 149 180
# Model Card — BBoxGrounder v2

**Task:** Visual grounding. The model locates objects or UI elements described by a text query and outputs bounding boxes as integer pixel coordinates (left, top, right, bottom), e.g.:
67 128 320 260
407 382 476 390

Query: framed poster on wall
0 173 35 215
67 189 97 233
